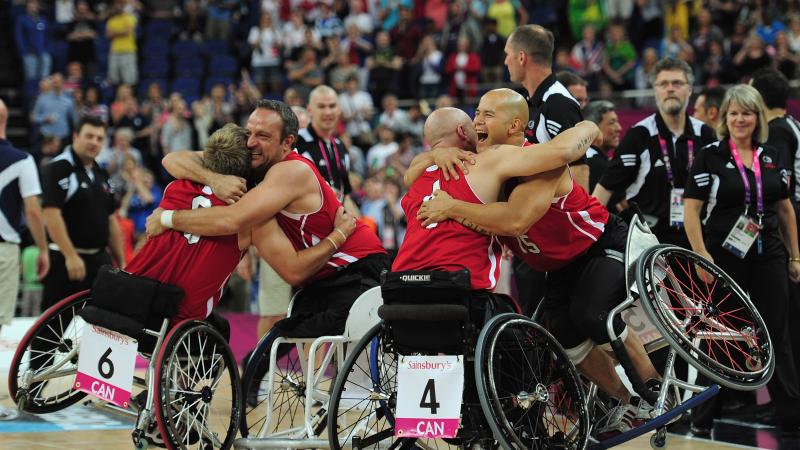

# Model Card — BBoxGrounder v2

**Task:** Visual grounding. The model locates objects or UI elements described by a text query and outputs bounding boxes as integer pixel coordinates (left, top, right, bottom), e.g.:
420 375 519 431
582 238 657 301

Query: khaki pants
0 243 20 325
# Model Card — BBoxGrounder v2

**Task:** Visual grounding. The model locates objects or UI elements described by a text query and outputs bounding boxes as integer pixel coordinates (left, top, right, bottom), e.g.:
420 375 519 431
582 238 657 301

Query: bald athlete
414 89 664 434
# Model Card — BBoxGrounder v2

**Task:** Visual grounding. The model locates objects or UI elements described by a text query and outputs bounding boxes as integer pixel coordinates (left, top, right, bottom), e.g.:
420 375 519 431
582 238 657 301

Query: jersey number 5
516 234 540 254
183 195 212 244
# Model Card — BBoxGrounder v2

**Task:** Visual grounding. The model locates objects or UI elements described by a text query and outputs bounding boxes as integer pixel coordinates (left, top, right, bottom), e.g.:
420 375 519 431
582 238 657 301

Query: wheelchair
326 270 590 450
234 285 383 449
7 267 243 450
525 215 775 450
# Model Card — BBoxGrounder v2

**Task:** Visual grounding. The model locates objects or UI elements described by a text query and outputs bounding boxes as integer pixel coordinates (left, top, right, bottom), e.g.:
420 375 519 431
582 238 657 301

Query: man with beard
591 58 716 246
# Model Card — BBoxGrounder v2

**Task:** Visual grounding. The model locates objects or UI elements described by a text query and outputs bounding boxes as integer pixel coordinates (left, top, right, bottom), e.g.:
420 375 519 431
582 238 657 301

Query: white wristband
160 210 175 229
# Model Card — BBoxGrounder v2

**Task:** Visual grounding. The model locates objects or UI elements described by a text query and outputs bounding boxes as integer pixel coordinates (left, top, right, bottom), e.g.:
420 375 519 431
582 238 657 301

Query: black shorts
273 253 390 338
543 215 628 349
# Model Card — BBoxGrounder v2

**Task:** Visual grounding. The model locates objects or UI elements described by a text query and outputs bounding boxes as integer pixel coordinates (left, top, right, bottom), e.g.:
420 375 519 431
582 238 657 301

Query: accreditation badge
669 188 685 227
722 215 761 259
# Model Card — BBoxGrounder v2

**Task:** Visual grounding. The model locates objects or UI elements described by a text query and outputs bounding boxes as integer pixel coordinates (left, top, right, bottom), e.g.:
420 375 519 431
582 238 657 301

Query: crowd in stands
10 0 800 260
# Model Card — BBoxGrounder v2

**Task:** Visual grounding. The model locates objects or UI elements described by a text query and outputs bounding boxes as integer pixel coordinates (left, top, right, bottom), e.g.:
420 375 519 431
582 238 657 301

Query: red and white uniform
501 145 609 271
393 165 503 290
126 180 243 321
275 151 385 284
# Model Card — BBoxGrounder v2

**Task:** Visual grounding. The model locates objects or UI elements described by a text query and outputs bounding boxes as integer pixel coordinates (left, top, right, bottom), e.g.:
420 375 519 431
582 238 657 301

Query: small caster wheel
650 432 667 449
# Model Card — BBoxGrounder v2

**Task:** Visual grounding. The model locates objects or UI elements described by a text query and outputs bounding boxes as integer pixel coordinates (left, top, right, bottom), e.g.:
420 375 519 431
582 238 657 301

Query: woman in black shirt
684 84 800 435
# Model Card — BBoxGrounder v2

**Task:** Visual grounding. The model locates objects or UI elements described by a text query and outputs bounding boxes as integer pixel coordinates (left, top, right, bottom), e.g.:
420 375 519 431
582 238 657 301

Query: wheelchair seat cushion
79 265 185 337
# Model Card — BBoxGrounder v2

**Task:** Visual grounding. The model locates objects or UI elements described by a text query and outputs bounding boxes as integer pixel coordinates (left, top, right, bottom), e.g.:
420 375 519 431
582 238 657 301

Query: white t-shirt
420 51 443 85
248 26 282 67
367 142 399 170
340 91 374 136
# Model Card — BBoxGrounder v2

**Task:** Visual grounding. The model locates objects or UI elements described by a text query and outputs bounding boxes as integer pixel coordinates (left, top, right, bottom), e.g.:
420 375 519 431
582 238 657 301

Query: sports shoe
594 402 644 438
635 380 678 421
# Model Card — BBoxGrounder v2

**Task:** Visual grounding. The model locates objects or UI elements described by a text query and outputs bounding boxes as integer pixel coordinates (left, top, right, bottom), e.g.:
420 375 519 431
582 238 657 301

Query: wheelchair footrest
589 384 720 450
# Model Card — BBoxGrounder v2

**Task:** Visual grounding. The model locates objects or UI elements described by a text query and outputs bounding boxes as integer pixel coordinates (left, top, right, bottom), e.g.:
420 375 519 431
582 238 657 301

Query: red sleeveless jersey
275 151 385 284
501 178 608 271
393 165 503 290
125 180 243 321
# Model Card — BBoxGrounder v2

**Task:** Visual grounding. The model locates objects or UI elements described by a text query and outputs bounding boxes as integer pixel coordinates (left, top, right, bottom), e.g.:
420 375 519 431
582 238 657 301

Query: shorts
273 253 389 338
0 243 20 325
542 215 628 349
257 259 291 317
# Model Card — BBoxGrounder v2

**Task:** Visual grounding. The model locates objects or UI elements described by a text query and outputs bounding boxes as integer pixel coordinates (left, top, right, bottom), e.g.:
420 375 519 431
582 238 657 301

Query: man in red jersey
393 103 597 301
146 100 387 338
415 88 664 434
127 124 357 324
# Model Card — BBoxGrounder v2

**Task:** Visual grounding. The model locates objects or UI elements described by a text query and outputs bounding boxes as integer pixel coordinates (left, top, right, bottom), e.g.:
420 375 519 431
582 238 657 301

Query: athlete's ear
282 134 296 151
508 118 522 135
456 124 467 140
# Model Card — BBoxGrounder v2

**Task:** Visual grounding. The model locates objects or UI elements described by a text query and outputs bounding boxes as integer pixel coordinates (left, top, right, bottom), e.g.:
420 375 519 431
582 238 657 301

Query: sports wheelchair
524 215 775 450
326 269 589 450
234 285 384 449
8 266 243 450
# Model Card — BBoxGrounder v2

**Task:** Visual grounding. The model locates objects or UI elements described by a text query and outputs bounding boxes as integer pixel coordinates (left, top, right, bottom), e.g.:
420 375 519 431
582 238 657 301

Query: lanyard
318 139 343 186
657 135 694 187
728 139 763 218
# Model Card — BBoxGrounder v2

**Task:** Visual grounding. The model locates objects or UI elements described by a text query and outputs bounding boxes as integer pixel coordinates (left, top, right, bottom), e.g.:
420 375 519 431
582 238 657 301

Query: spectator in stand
445 36 481 101
54 0 75 29
38 135 62 169
15 0 51 82
106 0 138 86
83 86 109 122
377 94 412 135
66 1 97 77
709 0 742 35
329 51 359 92
376 0 413 32
283 87 304 107
583 100 621 193
192 85 234 150
556 71 589 109
291 105 310 129
755 8 786 47
160 95 193 158
568 0 606 41
692 86 726 132
389 5 425 99
110 84 135 126
205 0 239 41
143 0 176 19
702 39 735 86
405 104 426 144
628 0 663 52
98 127 143 178
248 11 283 96
489 0 528 39
661 26 694 61
63 62 85 94
435 94 455 109
690 10 723 64
729 21 750 57
385 132 417 177
788 15 800 54
120 166 162 239
177 0 205 41
606 0 633 20
773 31 799 79
439 0 482 57
339 75 375 149
413 35 444 99
340 24 373 67
141 82 167 127
367 125 398 172
367 31 402 106
359 176 405 259
32 73 76 141
315 2 344 38
480 18 506 85
282 11 312 59
345 0 374 34
603 19 637 90
663 0 690 40
570 24 604 90
734 34 772 82
287 47 324 102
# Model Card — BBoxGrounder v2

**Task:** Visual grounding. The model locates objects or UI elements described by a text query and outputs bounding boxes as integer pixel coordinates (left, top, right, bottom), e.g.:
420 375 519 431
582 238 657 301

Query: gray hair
649 57 695 87
583 100 616 124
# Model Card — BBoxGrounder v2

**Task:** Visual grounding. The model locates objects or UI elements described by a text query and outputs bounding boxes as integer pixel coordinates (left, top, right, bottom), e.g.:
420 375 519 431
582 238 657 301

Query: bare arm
162 150 246 203
683 198 710 257
252 207 356 285
404 148 477 187
23 196 49 279
591 183 614 206
776 198 800 260
107 214 126 268
571 164 590 192
404 152 435 187
418 169 562 236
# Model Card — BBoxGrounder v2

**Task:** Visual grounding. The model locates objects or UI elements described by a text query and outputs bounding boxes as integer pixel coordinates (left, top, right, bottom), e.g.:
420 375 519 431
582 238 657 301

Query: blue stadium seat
174 57 204 78
142 58 170 79
207 55 238 77
142 40 170 58
204 76 233 93
203 39 230 57
145 19 174 39
172 39 202 60
170 77 200 101
47 41 70 75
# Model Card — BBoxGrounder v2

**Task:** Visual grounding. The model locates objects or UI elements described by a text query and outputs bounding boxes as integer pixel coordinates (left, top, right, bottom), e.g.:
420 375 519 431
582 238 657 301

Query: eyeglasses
654 80 689 89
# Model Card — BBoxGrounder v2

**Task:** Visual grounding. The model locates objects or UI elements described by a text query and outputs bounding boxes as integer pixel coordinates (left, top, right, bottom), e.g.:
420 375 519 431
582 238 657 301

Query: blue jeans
23 53 51 81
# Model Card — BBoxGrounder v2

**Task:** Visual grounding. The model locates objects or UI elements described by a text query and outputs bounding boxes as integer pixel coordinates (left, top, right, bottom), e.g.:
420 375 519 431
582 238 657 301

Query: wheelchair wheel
636 244 774 389
476 314 589 450
8 290 91 413
154 320 242 450
328 323 461 450
239 329 328 439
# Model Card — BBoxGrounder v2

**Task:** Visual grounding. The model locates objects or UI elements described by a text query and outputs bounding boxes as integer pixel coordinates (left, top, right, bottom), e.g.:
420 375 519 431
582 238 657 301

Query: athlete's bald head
424 107 478 152
474 88 529 150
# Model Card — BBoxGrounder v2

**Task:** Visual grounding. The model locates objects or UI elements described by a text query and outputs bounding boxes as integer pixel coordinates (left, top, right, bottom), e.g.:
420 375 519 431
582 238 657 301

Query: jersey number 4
183 195 212 244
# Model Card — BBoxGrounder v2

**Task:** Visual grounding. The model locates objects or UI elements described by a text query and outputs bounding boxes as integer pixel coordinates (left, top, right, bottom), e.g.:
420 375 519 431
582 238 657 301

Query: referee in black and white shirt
0 99 48 333
41 115 125 310
503 24 589 316
592 58 716 247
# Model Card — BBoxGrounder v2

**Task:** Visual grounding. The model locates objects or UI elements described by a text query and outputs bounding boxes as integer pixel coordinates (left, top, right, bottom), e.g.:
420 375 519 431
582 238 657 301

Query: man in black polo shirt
295 85 357 212
503 24 589 315
583 100 622 194
592 58 716 247
41 115 125 309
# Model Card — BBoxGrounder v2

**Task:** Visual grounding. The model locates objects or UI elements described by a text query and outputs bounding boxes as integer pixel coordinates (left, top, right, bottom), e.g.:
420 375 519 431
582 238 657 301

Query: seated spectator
734 33 772 82
439 0 482 56
413 35 444 100
367 30 403 102
444 36 481 101
603 19 637 90
248 11 283 96
367 125 398 173
377 94 412 135
570 24 604 90
66 1 97 77
339 75 375 149
287 47 324 102
15 0 51 82
110 84 135 125
192 84 234 149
